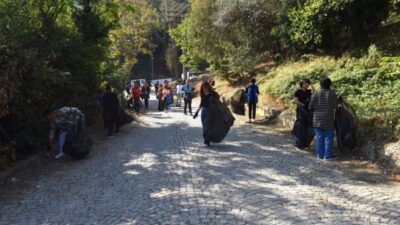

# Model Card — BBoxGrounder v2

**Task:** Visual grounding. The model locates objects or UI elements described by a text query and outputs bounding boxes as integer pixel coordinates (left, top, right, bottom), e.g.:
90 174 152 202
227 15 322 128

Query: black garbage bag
64 130 93 159
230 89 247 115
118 109 134 127
292 107 314 148
203 97 235 143
335 98 358 153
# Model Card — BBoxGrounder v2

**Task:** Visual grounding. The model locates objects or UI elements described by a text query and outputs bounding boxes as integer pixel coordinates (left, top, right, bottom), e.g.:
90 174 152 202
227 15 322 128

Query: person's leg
114 110 119 133
324 129 335 159
188 100 192 115
248 103 252 121
252 102 257 120
201 107 210 146
106 113 113 136
55 132 67 158
184 99 188 114
314 128 325 159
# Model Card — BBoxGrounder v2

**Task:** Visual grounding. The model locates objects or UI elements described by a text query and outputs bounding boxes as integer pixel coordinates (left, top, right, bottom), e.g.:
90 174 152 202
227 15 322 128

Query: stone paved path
1 98 400 225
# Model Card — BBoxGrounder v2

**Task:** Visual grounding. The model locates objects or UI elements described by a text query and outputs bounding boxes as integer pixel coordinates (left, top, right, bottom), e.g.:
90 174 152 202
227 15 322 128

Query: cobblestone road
1 98 400 225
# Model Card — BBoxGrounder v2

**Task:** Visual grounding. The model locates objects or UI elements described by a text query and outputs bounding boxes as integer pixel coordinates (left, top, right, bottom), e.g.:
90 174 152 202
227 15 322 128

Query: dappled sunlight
124 153 159 169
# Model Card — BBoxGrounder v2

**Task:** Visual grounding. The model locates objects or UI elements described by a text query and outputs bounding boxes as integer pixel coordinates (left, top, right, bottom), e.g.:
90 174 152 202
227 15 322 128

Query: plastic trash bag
230 89 247 115
335 98 358 153
292 107 314 148
203 97 235 143
118 110 134 127
64 130 93 159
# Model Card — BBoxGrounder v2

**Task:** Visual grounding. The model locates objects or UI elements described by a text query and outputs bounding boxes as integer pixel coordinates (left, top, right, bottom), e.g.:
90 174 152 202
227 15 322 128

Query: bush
261 46 400 138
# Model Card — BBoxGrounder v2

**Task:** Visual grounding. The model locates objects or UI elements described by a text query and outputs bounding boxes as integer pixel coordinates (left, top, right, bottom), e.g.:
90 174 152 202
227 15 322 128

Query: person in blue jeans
245 78 260 123
309 77 339 160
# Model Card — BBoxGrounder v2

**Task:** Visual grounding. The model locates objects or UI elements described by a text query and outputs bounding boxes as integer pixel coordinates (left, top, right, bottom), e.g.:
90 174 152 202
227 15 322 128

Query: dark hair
320 77 332 89
299 79 311 87
251 78 256 84
42 107 54 117
200 81 219 98
105 85 111 91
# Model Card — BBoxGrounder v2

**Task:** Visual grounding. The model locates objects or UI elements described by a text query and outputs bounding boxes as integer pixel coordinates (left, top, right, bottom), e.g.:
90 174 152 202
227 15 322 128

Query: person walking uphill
309 77 339 160
193 82 220 147
103 85 120 138
246 79 260 123
44 107 85 159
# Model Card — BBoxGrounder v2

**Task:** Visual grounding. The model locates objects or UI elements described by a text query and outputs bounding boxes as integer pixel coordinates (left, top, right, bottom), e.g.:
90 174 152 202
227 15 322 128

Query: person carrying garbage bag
193 82 235 147
292 79 315 150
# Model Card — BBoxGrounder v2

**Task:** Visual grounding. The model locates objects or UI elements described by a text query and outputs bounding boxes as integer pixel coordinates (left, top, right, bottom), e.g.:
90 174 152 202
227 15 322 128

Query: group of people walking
43 75 339 161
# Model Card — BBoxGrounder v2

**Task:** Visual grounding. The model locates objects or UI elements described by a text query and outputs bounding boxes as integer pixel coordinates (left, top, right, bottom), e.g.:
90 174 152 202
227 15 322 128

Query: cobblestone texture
1 98 400 225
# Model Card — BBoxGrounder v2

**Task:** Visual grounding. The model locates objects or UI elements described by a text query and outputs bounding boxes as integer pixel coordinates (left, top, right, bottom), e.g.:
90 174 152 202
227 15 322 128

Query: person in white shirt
175 81 183 107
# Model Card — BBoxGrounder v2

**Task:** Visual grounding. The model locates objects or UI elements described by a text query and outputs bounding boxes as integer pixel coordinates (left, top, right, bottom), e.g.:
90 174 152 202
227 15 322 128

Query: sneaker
204 140 211 147
54 152 65 159
247 119 252 123
317 156 324 160
324 156 337 161
294 146 305 151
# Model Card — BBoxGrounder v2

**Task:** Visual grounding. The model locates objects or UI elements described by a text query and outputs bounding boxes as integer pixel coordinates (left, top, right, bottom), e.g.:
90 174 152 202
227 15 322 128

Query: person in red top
131 81 141 113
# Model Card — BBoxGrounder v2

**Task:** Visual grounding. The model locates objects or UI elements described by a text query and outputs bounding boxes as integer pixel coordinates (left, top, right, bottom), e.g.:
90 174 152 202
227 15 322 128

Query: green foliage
170 0 281 77
172 0 397 79
262 46 400 138
0 0 160 165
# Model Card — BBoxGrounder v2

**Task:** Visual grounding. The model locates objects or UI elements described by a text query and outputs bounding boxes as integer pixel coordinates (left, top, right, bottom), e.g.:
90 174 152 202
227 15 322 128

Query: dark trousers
144 98 149 108
184 99 192 114
248 102 257 119
133 98 140 113
106 110 119 135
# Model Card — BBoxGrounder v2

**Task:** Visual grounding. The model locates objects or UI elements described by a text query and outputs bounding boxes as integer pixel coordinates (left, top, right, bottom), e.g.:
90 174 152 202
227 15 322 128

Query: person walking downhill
293 79 315 149
103 85 120 138
44 107 85 159
131 81 141 113
193 81 219 147
162 80 173 112
176 80 183 107
309 77 339 161
245 78 260 123
182 79 194 115
141 80 151 109
157 84 164 111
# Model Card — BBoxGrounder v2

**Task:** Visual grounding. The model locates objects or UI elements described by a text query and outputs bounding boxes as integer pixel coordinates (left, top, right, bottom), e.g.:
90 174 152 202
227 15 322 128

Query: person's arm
256 86 260 95
310 84 315 94
309 93 316 112
294 97 305 107
49 122 56 145
193 97 204 119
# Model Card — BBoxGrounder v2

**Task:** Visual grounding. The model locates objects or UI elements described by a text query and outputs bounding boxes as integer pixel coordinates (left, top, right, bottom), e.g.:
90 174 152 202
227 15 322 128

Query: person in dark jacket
141 80 151 108
293 79 315 149
193 81 219 146
245 78 260 123
309 77 339 160
103 85 120 138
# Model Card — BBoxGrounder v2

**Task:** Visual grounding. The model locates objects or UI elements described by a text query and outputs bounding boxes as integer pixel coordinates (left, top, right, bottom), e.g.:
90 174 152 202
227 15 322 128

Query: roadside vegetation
0 0 161 169
171 0 400 140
